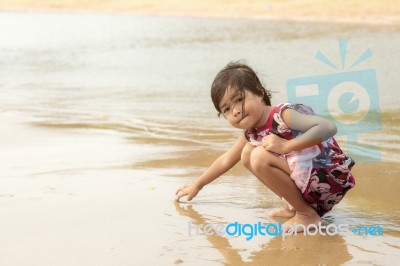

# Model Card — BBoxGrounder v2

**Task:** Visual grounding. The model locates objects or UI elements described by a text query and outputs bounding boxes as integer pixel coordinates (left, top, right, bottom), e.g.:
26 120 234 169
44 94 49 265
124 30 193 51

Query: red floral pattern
245 103 356 216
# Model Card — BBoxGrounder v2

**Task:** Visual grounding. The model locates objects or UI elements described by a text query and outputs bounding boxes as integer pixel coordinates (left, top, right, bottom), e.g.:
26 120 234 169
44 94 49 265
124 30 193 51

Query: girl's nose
233 107 241 117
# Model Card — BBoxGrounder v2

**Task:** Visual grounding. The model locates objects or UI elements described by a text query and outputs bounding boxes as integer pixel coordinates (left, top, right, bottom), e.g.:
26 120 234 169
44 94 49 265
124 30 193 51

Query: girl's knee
250 146 273 173
241 143 254 170
242 156 251 170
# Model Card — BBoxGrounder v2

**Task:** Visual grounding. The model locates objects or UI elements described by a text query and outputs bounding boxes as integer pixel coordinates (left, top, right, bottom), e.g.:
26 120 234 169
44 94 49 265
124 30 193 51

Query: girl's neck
254 105 272 129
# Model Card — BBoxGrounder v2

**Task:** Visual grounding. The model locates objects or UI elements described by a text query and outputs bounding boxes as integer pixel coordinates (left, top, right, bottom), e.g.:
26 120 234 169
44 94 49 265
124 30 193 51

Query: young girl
175 62 355 231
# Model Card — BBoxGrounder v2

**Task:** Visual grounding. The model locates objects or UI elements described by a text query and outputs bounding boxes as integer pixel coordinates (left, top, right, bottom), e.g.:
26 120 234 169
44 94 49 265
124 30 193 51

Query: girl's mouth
238 114 248 123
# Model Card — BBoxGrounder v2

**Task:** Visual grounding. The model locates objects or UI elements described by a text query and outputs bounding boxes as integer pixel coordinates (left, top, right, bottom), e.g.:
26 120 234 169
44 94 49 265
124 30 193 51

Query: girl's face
219 87 268 130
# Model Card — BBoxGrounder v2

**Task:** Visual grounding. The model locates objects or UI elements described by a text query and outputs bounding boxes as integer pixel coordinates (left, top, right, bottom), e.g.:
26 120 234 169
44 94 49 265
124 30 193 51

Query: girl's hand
175 183 202 202
262 134 290 155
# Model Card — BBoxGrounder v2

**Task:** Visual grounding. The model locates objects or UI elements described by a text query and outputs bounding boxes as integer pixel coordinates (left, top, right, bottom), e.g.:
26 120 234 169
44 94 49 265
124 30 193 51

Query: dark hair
210 61 272 116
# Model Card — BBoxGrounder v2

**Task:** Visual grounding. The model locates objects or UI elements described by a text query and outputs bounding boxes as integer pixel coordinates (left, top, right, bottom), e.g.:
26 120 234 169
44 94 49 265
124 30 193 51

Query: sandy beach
1 1 400 265
1 0 400 25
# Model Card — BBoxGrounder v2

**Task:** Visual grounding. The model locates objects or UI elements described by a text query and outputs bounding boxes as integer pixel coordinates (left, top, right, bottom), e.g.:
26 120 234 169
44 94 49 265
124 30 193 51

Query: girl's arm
175 134 247 201
262 108 337 154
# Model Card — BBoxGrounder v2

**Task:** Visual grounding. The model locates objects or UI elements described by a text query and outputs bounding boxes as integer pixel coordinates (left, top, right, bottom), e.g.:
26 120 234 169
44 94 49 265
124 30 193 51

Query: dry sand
1 0 400 25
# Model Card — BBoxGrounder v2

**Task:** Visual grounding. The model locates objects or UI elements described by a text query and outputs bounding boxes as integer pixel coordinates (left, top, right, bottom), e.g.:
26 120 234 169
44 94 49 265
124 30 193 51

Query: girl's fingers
175 190 188 201
262 139 269 146
175 193 181 201
175 191 183 201
175 184 189 195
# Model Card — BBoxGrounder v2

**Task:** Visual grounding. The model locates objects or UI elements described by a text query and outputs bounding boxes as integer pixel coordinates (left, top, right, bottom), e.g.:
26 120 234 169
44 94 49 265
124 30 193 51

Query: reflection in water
249 234 351 265
174 202 244 264
174 201 352 265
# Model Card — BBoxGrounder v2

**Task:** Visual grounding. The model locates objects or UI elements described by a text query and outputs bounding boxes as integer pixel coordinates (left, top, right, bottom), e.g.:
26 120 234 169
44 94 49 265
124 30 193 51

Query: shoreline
0 0 399 26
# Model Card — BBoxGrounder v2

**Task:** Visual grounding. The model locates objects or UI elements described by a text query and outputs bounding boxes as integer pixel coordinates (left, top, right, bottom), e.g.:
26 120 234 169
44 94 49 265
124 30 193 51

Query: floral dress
245 103 356 217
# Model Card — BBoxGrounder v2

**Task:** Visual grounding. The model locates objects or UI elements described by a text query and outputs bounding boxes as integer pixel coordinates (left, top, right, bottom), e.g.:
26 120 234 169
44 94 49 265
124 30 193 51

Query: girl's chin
234 122 248 130
237 120 255 130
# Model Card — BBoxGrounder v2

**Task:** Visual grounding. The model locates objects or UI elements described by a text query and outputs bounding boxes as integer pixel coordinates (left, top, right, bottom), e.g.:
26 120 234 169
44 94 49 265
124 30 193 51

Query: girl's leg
241 144 295 217
246 146 321 232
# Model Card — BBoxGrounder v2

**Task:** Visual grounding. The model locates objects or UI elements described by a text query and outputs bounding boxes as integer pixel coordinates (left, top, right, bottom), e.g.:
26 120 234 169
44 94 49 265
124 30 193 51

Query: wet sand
1 111 400 265
0 113 185 265
1 1 400 265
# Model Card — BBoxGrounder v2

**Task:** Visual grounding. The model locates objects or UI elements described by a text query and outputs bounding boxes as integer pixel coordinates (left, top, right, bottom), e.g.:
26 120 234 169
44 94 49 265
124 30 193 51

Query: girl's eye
235 97 243 103
223 107 230 114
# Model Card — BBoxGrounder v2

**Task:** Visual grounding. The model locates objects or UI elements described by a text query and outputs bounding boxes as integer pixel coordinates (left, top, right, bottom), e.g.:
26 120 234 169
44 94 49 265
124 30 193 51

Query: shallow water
1 11 400 265
1 11 400 160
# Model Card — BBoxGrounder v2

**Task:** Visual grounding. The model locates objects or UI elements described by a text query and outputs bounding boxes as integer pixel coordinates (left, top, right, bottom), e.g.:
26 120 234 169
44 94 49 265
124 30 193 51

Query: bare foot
268 207 296 218
282 211 321 233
